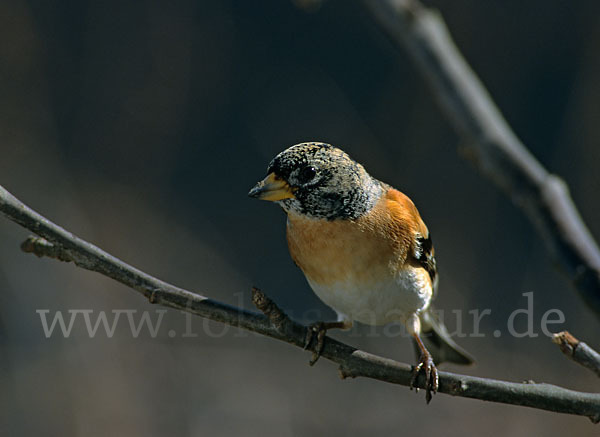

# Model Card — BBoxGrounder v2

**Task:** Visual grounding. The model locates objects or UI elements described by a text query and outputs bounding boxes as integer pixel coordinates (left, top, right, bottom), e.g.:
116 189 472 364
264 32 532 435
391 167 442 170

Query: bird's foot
304 321 349 366
410 351 439 404
304 322 330 366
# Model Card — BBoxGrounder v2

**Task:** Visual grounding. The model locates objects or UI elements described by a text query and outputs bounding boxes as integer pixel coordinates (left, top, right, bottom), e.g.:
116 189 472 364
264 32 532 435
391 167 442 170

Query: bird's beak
248 173 295 201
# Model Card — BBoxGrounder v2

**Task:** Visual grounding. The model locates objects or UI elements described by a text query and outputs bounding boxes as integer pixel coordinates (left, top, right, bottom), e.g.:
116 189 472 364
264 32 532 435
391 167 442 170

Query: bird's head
248 142 382 220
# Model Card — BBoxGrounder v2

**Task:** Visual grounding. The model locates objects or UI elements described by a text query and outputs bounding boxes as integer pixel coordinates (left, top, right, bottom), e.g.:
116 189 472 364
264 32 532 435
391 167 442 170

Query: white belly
306 268 432 326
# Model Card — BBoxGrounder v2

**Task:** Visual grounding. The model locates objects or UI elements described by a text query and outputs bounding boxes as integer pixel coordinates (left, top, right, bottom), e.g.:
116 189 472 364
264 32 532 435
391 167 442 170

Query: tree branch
1 185 599 422
553 331 600 379
363 0 600 317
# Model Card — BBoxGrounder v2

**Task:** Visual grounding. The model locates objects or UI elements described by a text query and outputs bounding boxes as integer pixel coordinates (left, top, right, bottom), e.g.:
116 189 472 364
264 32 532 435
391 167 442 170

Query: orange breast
286 188 423 288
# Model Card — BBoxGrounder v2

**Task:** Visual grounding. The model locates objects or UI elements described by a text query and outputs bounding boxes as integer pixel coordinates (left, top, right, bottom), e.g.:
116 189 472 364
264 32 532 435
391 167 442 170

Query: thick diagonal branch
1 185 599 422
364 0 600 316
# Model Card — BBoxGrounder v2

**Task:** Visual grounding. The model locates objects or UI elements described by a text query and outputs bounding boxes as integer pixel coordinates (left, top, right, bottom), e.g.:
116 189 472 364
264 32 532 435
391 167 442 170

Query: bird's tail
415 307 475 365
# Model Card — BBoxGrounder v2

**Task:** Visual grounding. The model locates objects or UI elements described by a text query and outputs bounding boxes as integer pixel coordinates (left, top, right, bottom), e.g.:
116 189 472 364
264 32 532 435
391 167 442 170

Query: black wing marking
415 233 438 294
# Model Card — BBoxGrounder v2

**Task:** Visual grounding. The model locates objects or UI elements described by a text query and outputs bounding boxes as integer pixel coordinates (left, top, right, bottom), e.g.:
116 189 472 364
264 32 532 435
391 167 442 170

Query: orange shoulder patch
383 188 429 238
383 188 436 289
353 187 428 264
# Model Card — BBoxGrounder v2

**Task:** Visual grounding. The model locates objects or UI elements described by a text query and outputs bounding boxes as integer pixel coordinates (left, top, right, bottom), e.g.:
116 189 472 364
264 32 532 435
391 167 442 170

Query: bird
248 142 473 403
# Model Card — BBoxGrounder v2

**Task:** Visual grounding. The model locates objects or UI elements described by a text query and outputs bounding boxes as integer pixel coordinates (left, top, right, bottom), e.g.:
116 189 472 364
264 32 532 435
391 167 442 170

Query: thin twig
553 331 600 379
363 0 600 317
1 185 599 422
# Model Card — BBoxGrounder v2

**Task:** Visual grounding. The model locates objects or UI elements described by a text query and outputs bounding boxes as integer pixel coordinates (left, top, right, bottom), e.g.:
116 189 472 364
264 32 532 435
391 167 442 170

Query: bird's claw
304 322 328 366
410 352 439 404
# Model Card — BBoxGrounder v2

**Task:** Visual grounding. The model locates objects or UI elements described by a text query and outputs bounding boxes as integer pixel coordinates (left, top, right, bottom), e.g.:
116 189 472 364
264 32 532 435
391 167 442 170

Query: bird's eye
298 166 317 184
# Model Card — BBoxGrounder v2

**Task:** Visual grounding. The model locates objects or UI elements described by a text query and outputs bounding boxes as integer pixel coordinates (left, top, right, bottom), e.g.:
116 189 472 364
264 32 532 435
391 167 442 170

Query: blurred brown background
1 0 599 435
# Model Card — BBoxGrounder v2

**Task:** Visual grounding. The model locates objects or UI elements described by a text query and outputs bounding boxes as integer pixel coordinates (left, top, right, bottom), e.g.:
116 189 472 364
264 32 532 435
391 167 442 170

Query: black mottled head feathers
265 142 382 220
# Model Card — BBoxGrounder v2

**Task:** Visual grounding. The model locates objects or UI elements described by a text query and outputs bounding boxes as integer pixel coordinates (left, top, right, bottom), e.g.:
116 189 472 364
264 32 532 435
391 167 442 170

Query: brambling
249 142 473 403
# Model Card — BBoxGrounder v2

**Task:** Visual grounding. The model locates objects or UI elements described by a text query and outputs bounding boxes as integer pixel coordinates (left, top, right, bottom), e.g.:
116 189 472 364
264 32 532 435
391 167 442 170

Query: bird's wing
383 186 438 296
